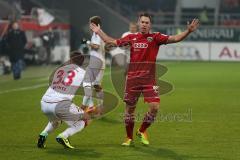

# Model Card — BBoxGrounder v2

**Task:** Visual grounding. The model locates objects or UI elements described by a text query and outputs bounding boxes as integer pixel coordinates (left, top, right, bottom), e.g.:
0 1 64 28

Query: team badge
147 37 153 42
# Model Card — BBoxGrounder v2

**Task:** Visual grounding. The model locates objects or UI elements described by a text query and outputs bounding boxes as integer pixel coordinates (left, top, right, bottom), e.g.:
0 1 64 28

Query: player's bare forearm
167 29 191 43
90 23 117 44
167 18 199 44
96 29 117 44
90 43 100 50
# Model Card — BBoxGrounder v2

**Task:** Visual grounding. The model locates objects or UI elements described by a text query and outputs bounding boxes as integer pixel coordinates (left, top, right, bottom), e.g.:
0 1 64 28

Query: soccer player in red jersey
90 12 199 146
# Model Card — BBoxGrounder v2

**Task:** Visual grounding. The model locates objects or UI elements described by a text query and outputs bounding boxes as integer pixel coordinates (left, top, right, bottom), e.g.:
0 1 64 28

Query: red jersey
116 32 169 79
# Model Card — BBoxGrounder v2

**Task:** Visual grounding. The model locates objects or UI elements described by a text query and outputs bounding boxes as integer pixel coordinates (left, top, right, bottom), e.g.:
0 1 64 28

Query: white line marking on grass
0 68 121 95
0 83 47 95
36 77 49 81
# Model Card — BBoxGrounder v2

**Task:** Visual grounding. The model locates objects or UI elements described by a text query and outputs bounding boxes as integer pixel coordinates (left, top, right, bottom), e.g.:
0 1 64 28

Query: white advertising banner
210 43 240 61
158 42 210 61
37 8 55 26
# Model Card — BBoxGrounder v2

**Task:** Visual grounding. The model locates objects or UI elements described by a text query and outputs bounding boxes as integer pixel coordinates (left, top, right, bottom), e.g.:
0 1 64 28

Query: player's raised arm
90 23 117 45
167 18 199 44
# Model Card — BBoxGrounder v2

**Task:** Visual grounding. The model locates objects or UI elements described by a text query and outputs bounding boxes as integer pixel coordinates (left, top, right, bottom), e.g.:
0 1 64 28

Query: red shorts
124 78 160 106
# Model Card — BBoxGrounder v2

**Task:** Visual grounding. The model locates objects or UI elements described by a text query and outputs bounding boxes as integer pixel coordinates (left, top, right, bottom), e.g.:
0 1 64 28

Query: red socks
124 113 135 139
139 112 156 133
124 111 156 139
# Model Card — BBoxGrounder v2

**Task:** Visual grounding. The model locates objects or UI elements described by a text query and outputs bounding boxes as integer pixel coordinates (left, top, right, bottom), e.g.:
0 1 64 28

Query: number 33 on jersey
51 64 85 92
42 64 85 103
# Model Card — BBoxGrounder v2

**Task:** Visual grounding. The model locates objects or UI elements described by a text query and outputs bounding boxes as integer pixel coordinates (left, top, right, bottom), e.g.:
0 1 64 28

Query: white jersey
110 31 135 64
42 64 85 102
89 32 105 69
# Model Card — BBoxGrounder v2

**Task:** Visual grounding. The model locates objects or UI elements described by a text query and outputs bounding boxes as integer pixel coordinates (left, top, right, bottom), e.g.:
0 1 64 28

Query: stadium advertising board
154 26 240 42
158 42 240 61
210 43 240 61
158 42 209 61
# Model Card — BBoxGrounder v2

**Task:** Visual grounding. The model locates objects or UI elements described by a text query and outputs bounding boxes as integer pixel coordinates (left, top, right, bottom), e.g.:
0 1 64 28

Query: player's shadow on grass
132 146 225 160
132 146 184 160
47 148 102 158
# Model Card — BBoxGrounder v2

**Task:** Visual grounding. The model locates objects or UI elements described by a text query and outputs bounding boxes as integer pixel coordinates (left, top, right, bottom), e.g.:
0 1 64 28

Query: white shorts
41 100 84 122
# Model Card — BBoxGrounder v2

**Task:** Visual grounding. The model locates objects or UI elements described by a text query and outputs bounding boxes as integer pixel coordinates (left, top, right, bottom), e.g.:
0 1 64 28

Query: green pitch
0 62 239 160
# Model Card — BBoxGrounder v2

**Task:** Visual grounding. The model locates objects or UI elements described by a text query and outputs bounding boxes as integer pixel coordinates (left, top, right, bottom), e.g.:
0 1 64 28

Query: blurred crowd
0 0 70 80
0 20 60 79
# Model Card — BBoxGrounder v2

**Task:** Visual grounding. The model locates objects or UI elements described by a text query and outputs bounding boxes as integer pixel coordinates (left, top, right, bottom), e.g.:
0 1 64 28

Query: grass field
0 61 239 160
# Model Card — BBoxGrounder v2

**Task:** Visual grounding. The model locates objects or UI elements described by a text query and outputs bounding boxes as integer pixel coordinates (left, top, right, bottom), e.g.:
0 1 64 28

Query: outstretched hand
90 23 101 33
187 19 200 32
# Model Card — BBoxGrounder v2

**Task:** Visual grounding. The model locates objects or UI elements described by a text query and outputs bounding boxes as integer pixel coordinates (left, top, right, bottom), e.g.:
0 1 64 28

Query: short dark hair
138 12 153 23
70 51 84 66
89 16 102 26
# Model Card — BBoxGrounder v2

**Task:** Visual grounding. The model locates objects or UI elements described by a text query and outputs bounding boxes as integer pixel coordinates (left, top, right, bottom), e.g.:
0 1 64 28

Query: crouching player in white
37 51 97 149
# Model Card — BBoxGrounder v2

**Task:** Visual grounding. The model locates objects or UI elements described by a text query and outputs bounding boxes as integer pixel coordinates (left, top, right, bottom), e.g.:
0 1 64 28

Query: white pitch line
0 69 123 95
0 83 47 95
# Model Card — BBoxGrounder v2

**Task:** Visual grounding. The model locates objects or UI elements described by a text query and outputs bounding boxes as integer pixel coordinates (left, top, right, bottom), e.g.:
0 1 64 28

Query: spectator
5 21 27 80
122 22 138 38
109 22 138 67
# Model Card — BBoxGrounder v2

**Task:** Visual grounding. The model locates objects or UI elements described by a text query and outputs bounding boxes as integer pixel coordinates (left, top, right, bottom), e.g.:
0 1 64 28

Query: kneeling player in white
37 52 96 149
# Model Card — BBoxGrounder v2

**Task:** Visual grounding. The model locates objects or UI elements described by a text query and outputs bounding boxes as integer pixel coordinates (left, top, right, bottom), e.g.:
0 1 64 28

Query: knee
126 105 136 114
149 103 159 114
52 121 61 128
124 106 136 123
124 96 138 107
75 121 85 131
94 85 102 92
95 86 104 98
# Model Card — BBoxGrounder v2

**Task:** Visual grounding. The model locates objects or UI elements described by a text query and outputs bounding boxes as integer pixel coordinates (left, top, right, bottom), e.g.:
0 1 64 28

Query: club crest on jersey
147 37 153 42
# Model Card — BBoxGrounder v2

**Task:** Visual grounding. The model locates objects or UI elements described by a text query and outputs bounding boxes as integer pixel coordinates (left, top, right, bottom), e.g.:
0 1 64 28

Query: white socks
41 121 60 136
61 121 85 139
82 95 94 107
96 90 104 107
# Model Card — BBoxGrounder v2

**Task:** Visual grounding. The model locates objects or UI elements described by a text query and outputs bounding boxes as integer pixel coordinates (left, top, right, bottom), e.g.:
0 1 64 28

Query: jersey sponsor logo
133 43 148 48
147 37 153 42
